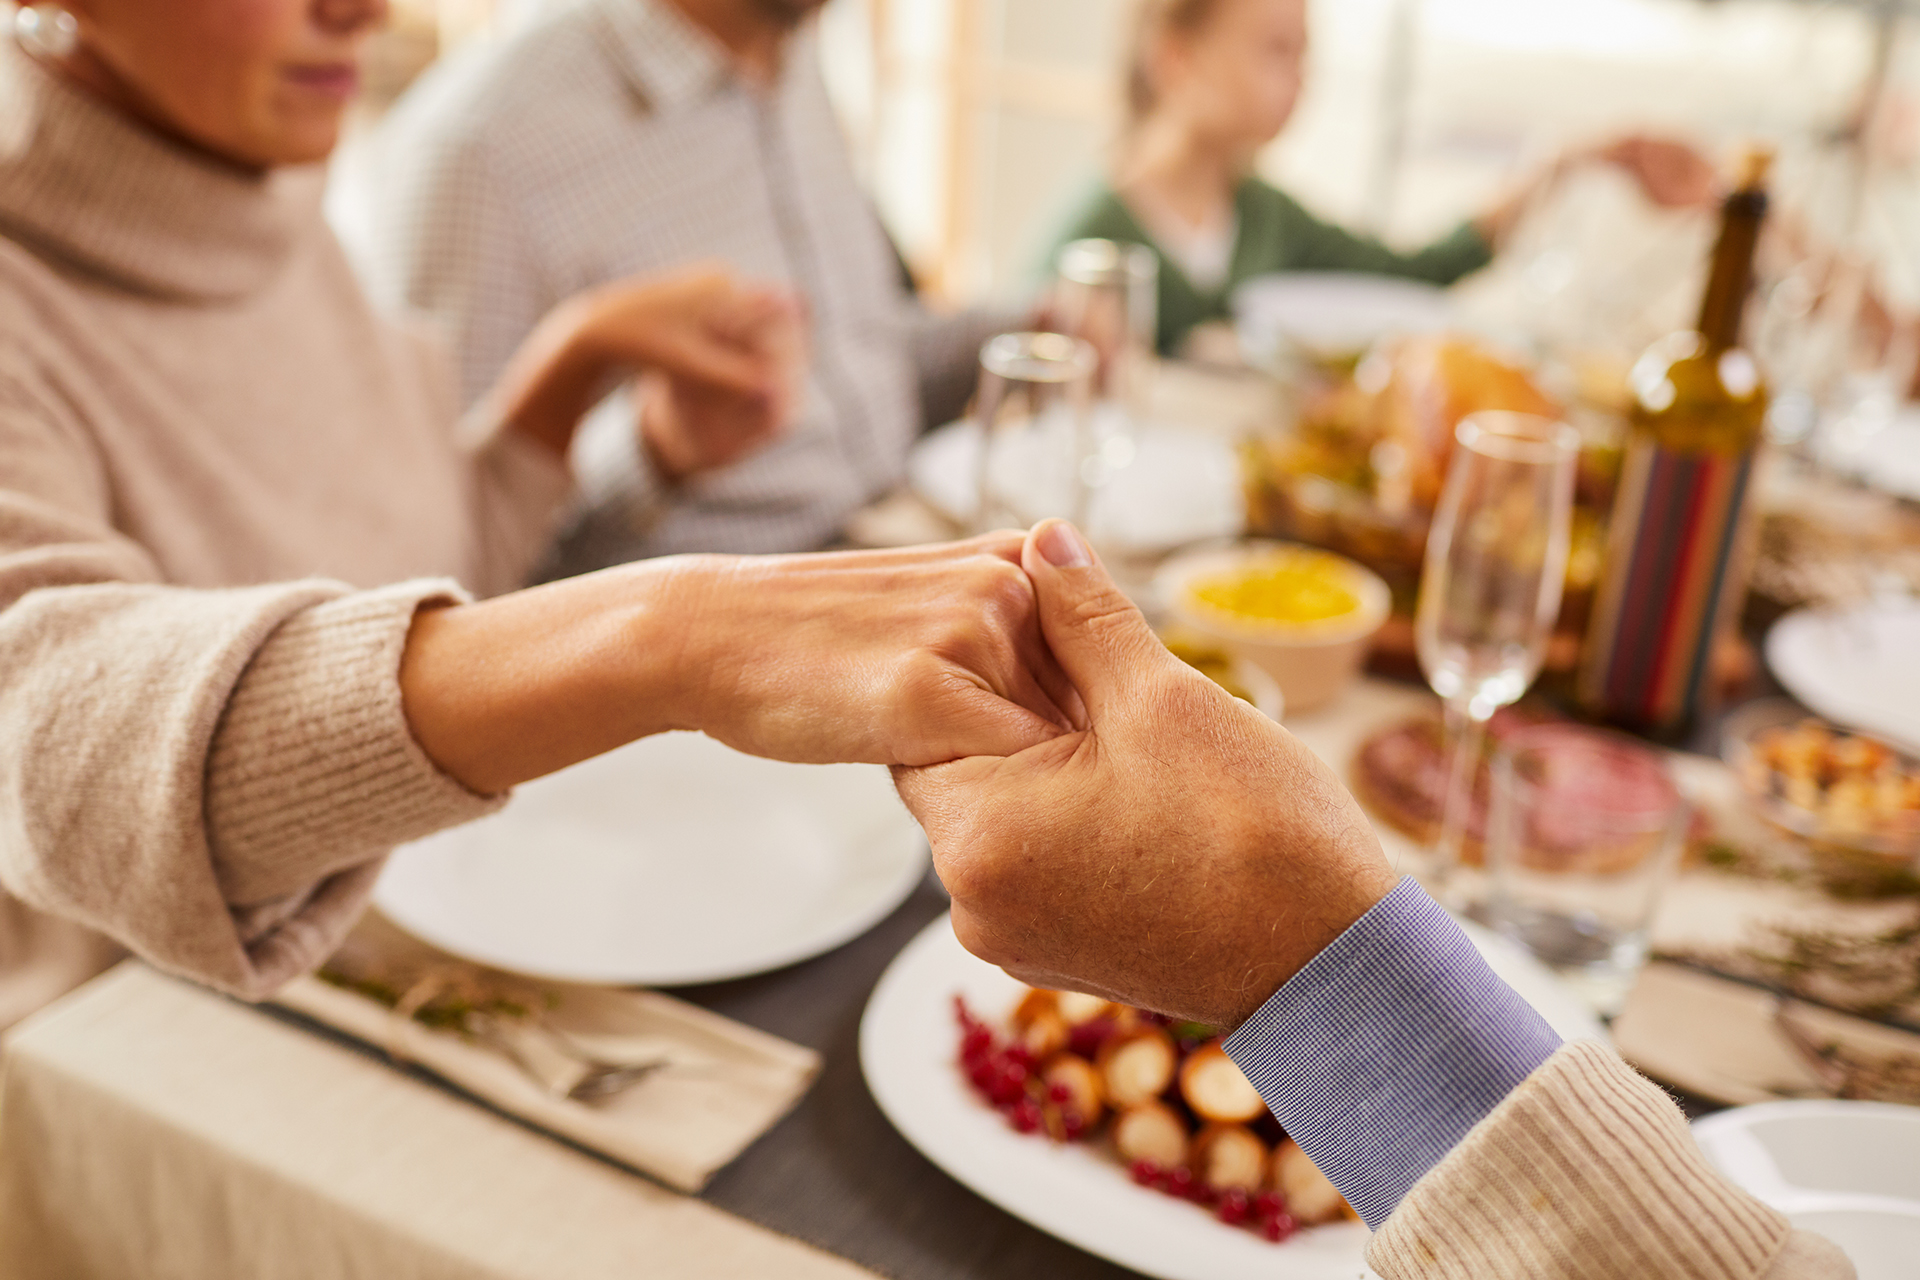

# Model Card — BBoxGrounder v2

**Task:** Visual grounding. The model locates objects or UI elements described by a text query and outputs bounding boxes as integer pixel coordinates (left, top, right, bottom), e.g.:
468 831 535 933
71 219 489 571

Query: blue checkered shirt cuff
1222 877 1563 1230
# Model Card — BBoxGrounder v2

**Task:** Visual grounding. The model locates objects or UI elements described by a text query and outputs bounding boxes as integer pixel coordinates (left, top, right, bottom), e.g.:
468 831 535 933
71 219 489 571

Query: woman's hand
1591 135 1717 210
489 264 804 463
892 521 1397 1030
398 534 1081 796
1475 134 1717 250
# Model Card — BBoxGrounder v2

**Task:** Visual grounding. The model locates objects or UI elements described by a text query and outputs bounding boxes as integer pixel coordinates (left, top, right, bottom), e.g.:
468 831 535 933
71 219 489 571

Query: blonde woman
1051 0 1717 353
0 0 1075 1026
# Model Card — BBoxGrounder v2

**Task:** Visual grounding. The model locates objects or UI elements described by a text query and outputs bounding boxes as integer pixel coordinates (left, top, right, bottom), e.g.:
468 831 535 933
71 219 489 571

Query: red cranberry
1128 1160 1160 1186
1216 1189 1251 1225
1260 1212 1297 1243
1254 1191 1285 1219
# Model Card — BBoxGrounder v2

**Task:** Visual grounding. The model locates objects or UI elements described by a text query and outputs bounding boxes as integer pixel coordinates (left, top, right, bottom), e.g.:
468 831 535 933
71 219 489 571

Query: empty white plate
1695 1100 1920 1280
908 409 1243 556
1766 601 1920 755
374 733 926 986
861 913 1604 1280
1233 271 1455 361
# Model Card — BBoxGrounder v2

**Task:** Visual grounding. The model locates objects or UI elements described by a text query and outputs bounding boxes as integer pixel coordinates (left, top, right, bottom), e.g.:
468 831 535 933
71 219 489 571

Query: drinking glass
1053 239 1158 484
1414 411 1580 907
972 332 1097 534
1484 725 1690 1017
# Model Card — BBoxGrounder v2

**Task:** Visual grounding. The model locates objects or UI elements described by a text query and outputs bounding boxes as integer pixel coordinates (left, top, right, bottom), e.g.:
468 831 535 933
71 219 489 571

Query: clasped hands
404 520 1393 1029
883 520 1397 1030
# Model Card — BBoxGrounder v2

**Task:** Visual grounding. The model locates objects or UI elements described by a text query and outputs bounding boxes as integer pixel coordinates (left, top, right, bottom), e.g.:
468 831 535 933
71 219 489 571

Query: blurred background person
1047 0 1721 356
363 0 1018 575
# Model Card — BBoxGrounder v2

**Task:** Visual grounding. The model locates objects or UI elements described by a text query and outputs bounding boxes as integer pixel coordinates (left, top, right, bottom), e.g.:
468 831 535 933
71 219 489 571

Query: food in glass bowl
952 990 1357 1243
1241 335 1613 665
1155 542 1390 713
1723 701 1920 860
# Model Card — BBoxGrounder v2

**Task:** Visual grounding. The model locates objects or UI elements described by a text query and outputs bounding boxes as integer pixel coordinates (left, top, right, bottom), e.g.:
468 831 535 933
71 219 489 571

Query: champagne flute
1414 411 1580 909
972 332 1097 534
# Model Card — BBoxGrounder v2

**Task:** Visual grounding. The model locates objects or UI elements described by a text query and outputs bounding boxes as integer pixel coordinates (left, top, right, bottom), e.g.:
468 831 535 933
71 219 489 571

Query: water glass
972 332 1097 534
1484 725 1690 1017
1415 411 1580 906
1053 238 1158 433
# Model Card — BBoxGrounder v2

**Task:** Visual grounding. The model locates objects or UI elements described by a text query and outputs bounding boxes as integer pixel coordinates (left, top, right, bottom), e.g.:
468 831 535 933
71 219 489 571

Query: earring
13 4 79 59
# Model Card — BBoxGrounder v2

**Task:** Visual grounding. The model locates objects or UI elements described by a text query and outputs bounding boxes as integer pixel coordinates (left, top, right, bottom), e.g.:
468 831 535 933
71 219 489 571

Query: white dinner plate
1232 271 1455 362
1694 1100 1920 1280
374 732 926 986
861 913 1606 1280
908 409 1243 555
1765 601 1920 755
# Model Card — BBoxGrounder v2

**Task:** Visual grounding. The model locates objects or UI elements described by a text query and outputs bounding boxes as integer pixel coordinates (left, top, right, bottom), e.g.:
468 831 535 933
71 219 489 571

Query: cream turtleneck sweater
0 39 570 1026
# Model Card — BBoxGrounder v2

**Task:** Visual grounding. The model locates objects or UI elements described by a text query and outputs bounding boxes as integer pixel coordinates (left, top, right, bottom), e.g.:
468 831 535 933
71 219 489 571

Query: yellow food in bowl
1185 551 1361 627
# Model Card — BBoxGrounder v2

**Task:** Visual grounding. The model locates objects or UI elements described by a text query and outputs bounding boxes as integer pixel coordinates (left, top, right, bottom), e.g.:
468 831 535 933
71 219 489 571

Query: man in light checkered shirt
364 0 1015 575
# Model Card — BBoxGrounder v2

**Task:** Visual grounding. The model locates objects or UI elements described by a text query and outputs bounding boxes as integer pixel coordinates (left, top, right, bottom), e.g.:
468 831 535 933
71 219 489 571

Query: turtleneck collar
0 36 325 303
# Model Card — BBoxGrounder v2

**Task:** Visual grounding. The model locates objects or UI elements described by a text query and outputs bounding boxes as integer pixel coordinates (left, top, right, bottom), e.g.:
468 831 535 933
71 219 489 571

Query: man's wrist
1222 878 1564 1229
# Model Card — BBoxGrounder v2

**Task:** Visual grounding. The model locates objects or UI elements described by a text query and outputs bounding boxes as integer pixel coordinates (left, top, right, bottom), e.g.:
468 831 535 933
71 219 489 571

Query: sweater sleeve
1241 180 1493 286
1366 1041 1854 1280
0 354 503 1003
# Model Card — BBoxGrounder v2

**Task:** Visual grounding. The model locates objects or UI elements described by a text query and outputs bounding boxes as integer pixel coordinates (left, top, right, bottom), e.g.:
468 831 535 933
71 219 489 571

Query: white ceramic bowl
1155 542 1391 714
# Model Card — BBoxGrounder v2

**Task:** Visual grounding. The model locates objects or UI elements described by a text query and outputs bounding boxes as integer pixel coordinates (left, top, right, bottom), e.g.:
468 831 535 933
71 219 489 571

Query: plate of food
861 913 1605 1280
375 732 926 986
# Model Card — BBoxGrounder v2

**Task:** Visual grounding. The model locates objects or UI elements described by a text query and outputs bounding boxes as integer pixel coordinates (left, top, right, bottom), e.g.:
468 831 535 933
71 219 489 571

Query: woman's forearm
396 536 1080 798
398 560 697 795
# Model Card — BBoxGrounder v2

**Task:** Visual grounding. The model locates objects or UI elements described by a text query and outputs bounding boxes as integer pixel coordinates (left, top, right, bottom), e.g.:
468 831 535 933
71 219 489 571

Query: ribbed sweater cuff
1367 1041 1792 1280
206 580 506 909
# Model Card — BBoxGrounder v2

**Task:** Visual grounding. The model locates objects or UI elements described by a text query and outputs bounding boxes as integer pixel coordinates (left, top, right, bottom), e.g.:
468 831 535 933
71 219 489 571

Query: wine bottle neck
1696 188 1767 351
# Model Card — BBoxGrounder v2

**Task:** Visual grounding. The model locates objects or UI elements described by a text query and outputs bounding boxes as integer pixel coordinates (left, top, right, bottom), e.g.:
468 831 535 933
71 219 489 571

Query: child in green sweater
1051 0 1716 354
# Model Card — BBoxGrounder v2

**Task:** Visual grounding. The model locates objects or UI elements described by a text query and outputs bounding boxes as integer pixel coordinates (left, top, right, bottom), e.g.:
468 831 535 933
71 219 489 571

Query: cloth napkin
269 912 819 1192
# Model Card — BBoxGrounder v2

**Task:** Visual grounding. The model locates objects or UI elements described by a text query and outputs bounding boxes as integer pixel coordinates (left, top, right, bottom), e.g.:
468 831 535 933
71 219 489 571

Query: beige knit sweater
1374 1042 1853 1279
0 40 570 1027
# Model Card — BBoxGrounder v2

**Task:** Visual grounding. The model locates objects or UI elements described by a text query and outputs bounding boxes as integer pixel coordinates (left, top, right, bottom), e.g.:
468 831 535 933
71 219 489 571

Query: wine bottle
1578 148 1772 735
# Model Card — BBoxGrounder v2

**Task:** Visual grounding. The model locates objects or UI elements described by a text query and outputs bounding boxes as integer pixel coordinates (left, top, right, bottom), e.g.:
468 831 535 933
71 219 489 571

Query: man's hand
633 273 808 481
493 264 803 461
893 520 1397 1030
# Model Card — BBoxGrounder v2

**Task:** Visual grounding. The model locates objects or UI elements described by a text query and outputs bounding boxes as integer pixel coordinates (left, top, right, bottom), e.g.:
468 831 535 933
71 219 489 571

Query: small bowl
1720 699 1920 864
1154 541 1391 714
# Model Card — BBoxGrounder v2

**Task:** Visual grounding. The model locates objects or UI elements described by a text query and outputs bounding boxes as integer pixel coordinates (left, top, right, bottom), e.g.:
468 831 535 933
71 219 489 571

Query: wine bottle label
1579 438 1757 729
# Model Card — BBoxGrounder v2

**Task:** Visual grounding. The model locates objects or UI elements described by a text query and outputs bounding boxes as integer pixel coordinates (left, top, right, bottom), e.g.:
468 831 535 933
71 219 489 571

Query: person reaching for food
894 519 1853 1280
0 0 1075 1028
1047 0 1718 355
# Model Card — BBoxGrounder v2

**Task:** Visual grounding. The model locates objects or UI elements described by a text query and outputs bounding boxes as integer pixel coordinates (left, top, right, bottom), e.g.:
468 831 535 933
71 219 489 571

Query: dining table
0 671 1740 1280
2 356 1913 1279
